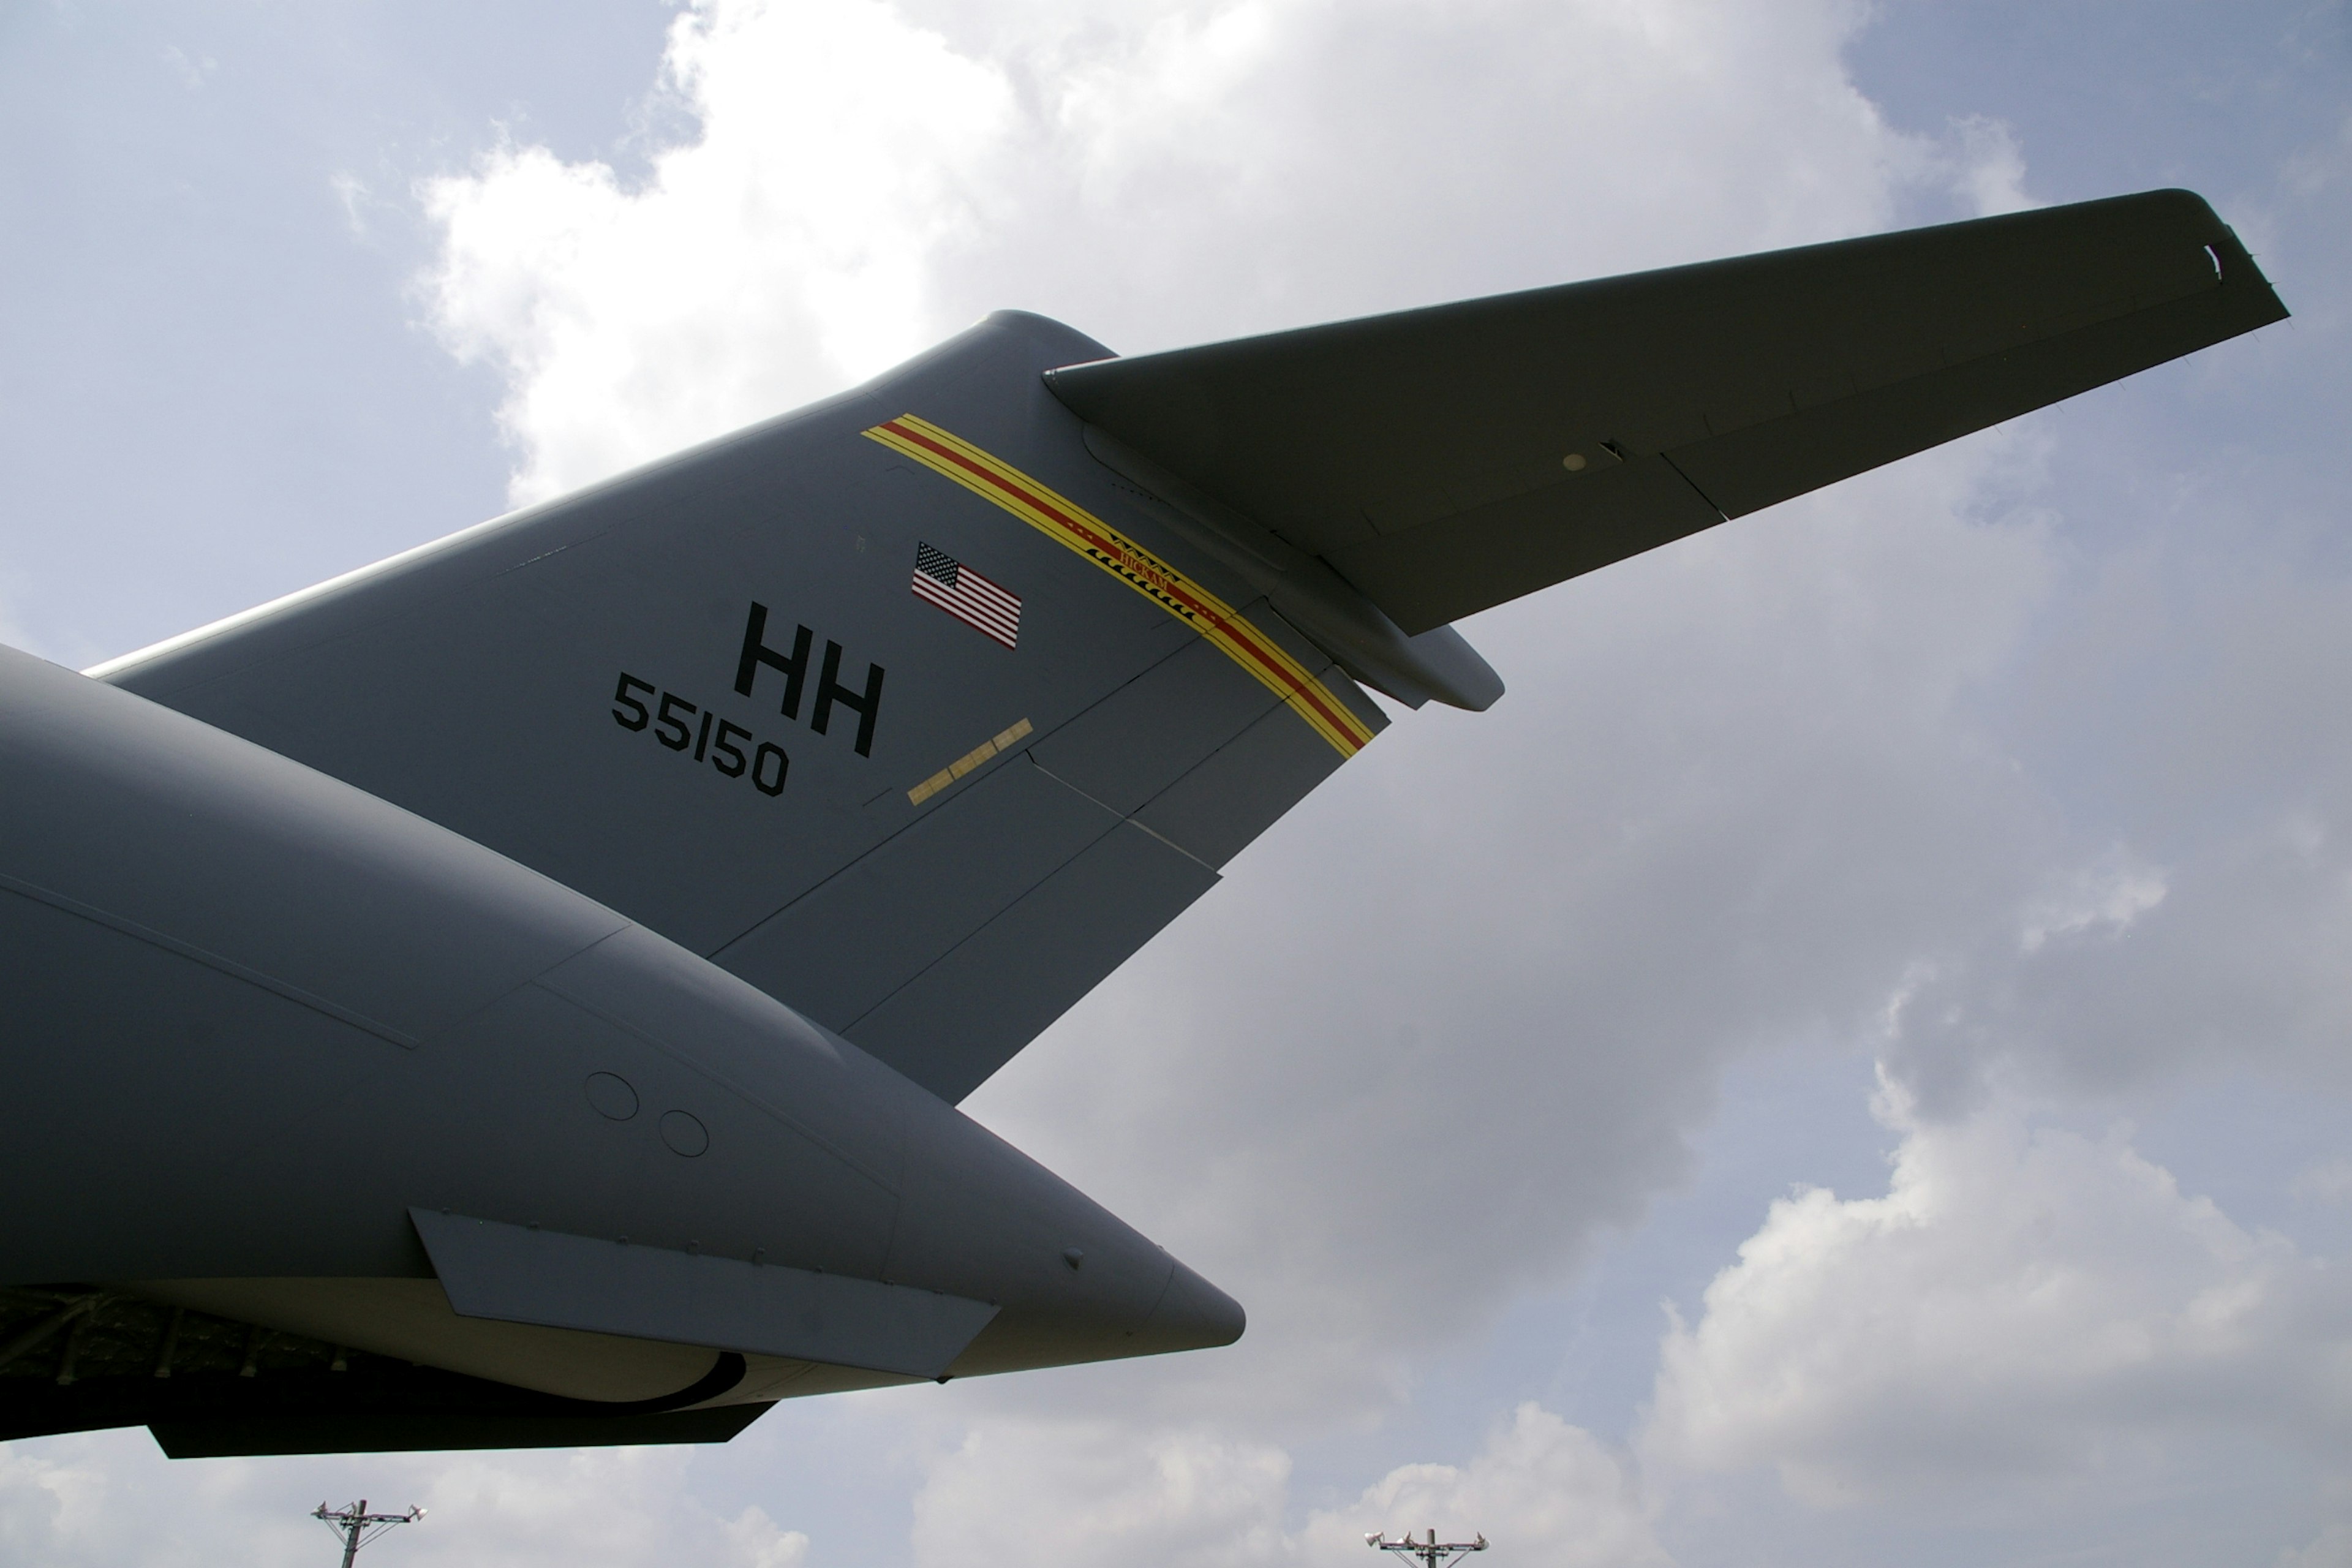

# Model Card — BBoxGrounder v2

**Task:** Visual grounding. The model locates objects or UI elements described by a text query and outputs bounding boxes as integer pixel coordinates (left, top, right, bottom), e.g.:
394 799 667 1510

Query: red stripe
882 420 1365 744
915 574 1020 625
954 563 1019 603
911 575 1020 646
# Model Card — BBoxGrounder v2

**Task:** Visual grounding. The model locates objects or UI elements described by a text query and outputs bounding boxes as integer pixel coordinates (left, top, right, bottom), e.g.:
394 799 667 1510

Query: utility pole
1366 1526 1488 1568
312 1500 424 1568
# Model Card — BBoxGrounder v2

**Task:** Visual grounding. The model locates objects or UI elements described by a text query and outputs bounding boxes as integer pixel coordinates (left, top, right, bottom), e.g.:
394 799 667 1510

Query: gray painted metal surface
0 645 1239 1448
2 188 2287 1453
97 310 1382 1104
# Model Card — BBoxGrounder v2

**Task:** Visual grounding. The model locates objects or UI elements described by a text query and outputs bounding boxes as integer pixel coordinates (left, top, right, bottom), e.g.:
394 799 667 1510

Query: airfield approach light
1365 1525 1489 1568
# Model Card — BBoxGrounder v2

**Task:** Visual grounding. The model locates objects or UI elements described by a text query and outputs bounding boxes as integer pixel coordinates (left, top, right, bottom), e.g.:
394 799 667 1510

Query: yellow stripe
864 414 1375 758
909 718 1033 806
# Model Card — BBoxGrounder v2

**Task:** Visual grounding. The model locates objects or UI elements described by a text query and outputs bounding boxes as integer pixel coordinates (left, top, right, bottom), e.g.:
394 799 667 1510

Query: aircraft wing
1044 189 2288 635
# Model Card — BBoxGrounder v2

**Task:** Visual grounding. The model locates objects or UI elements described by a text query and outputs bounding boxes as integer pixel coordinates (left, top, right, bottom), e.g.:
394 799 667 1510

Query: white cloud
970 440 2064 1423
721 1504 813 1568
905 1403 1667 1567
911 1419 1294 1567
1936 115 2032 217
420 0 2030 508
0 1443 109 1566
1882 772 2352 1114
0 1434 807 1568
162 45 217 91
1644 1074 2352 1509
1300 1404 1671 1568
2283 1520 2352 1568
2296 1158 2352 1204
2017 853 2167 954
423 0 1016 506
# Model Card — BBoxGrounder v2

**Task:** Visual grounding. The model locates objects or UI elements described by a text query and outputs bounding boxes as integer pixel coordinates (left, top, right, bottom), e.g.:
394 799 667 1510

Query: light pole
312 1500 424 1568
1366 1526 1488 1568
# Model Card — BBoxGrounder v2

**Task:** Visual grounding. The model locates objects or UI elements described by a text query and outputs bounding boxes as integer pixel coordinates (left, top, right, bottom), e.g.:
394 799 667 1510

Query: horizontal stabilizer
1044 189 2288 633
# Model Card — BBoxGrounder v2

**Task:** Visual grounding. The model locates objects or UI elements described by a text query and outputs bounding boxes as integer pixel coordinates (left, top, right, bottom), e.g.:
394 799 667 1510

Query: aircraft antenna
312 1499 424 1568
1365 1526 1488 1568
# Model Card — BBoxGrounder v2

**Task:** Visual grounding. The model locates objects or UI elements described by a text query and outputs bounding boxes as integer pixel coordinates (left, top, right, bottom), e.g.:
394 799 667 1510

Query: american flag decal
911 542 1022 649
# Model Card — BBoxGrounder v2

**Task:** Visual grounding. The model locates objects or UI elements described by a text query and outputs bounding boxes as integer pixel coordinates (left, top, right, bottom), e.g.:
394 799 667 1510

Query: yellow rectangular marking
908 717 1033 805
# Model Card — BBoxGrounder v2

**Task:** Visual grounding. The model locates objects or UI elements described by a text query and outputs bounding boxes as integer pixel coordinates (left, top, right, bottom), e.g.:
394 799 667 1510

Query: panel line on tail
863 414 1376 758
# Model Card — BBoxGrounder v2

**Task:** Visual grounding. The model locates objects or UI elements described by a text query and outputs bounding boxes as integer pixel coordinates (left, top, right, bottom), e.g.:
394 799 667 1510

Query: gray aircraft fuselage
0 641 1240 1409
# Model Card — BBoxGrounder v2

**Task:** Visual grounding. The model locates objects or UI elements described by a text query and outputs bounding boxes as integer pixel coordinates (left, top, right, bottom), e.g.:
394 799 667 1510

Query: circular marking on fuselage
1562 452 1588 472
585 1072 639 1120
660 1109 710 1157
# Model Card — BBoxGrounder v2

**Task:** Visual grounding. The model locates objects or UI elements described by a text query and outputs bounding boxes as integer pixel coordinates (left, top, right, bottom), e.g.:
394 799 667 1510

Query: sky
2 1 2349 1564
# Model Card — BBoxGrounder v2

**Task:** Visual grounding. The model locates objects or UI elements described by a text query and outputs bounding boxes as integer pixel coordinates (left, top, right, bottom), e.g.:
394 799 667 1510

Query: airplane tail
100 187 2283 1101
99 310 1400 1101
